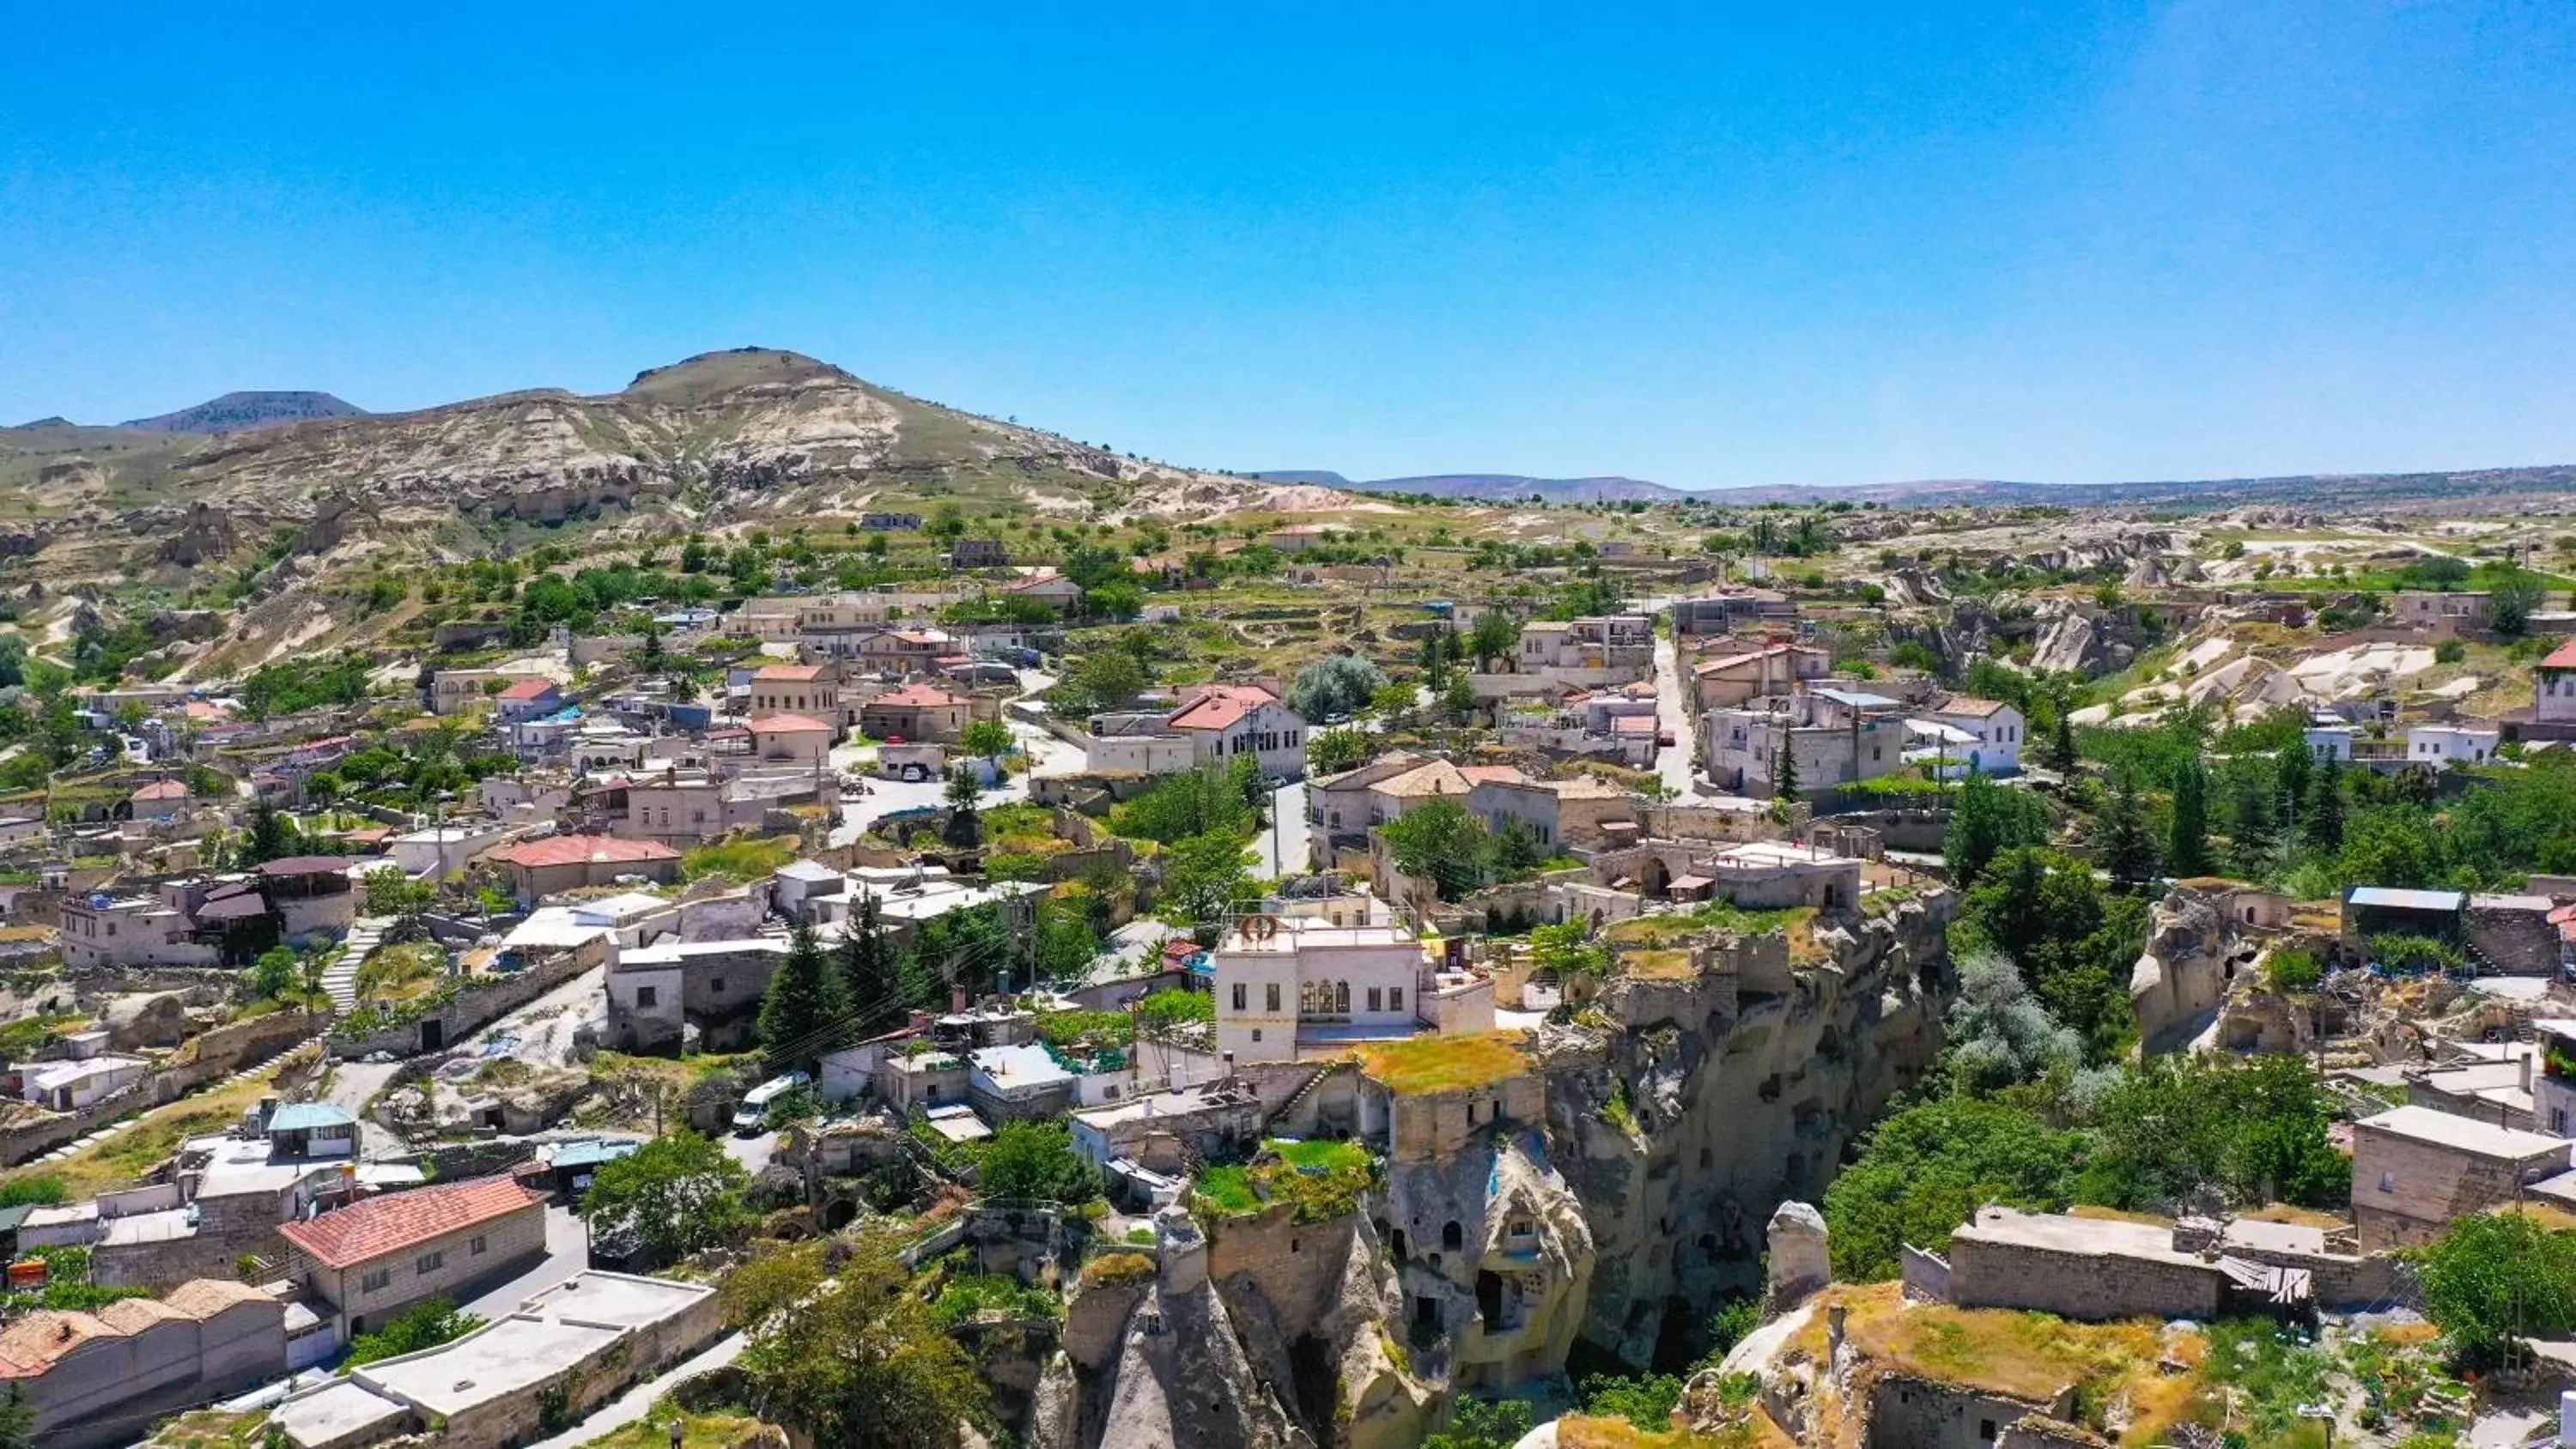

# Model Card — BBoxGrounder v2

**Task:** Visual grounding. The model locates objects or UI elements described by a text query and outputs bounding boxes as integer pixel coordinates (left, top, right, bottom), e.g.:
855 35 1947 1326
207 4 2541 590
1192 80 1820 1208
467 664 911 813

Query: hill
1273 464 2576 510
122 390 367 433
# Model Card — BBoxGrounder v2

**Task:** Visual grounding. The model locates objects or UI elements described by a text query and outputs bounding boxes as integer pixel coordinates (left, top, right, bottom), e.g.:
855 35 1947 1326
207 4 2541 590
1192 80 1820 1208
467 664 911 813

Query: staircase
325 917 393 1009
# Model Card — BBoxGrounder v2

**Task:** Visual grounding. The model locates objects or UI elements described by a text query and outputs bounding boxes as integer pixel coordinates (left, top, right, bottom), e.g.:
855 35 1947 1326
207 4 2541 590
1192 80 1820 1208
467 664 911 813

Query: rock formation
1763 1201 1831 1313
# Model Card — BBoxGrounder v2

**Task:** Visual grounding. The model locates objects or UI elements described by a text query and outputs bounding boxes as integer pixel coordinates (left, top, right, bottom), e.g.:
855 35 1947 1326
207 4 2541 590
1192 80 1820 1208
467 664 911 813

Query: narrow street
1649 624 1709 801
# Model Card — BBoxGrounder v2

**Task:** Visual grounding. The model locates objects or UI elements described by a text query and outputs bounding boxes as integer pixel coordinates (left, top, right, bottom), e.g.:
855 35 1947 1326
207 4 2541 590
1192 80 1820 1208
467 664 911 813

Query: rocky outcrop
1764 1201 1830 1313
2128 884 2233 1053
1538 894 1954 1368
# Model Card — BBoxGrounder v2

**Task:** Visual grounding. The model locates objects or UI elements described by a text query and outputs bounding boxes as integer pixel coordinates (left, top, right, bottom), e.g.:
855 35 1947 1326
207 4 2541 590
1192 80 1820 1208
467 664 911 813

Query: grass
1352 1031 1532 1095
1271 1137 1370 1173
138 1410 272 1449
1194 1165 1261 1213
1083 1251 1156 1286
355 941 447 1002
1558 1413 1797 1449
574 1395 769 1449
682 833 799 882
0 1051 311 1199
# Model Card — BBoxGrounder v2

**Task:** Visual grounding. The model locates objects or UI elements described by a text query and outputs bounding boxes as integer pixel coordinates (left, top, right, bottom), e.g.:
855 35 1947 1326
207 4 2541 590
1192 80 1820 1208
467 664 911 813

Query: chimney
2525 1048 2537 1095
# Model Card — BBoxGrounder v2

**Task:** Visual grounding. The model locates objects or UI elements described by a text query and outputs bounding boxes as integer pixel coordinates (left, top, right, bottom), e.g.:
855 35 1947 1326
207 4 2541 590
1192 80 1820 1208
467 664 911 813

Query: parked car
732 1070 811 1135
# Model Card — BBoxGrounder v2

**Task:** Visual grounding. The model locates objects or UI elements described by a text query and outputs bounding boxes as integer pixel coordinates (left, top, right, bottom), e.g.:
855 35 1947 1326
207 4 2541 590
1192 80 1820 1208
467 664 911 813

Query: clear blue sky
4 3 2573 489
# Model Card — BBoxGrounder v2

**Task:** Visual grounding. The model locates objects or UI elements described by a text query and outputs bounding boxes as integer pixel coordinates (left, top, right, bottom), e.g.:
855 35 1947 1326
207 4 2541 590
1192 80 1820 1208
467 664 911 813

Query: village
0 488 2572 1449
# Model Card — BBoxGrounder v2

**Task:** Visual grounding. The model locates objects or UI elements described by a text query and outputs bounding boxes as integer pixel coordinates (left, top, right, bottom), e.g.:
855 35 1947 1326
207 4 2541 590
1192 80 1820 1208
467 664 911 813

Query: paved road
1649 621 1711 801
461 1203 594 1320
322 966 606 1161
1252 779 1309 880
721 1125 778 1179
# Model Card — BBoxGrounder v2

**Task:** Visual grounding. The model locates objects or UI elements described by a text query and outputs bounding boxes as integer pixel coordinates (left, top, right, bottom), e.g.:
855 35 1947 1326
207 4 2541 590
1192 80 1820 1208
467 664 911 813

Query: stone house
1923 696 2025 775
2349 1105 2571 1250
279 1174 551 1336
2394 589 2491 634
1705 694 1907 797
1671 589 1796 636
1688 641 1831 711
745 712 835 765
1163 682 1308 780
604 937 789 1053
485 834 682 905
491 677 566 723
746 662 840 718
859 682 972 744
0 1279 288 1449
1213 917 1437 1064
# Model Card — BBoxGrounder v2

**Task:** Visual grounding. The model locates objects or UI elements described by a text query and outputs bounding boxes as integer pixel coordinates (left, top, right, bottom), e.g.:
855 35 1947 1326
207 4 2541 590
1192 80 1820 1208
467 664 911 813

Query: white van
732 1070 811 1135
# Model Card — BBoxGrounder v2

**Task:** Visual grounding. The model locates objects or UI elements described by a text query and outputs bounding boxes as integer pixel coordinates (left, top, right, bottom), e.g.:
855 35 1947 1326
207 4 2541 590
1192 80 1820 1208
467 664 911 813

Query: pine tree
2049 707 2079 773
2229 765 2275 870
2275 739 2313 822
2307 752 2347 852
758 919 848 1072
2167 758 2213 877
836 895 893 1037
2100 773 2160 888
1772 723 1799 800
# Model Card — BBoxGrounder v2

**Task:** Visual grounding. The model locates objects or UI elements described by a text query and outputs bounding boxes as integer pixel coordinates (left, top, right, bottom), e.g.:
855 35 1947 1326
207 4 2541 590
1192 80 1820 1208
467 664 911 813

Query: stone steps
326 917 396 1009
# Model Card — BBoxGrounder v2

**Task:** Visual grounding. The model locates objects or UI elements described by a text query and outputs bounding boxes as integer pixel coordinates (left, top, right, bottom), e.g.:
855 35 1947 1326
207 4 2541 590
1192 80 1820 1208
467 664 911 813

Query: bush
346 1295 483 1368
1083 1252 1156 1286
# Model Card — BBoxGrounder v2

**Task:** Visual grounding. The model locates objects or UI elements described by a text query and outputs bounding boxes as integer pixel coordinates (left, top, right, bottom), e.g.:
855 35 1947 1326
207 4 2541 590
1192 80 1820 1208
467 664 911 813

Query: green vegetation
722 1231 991 1449
976 1121 1100 1205
345 1295 483 1369
1355 1032 1530 1095
1191 1138 1376 1224
2414 1210 2576 1367
928 1269 1061 1326
579 1131 752 1266
683 833 799 882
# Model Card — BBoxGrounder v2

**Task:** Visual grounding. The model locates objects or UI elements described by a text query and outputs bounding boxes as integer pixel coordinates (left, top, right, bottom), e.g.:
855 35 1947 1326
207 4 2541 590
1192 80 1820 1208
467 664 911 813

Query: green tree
1157 831 1255 940
1306 727 1371 775
1378 797 1491 901
2275 739 2313 827
2307 750 2347 852
1285 654 1385 722
2077 1053 2348 1212
1062 650 1148 714
2227 761 2275 870
1954 846 2148 1055
242 801 300 865
1771 721 1799 803
1467 609 1522 672
1823 1094 2088 1281
960 718 1014 761
363 866 434 917
759 920 852 1071
1437 672 1479 723
1422 1397 1535 1449
2098 773 2160 889
1943 772 2050 889
345 1295 483 1368
1109 766 1254 844
2166 756 2212 877
0 1384 28 1449
978 1121 1099 1204
942 767 984 847
2047 707 2079 772
724 1233 990 1449
2489 562 2550 637
836 895 895 1037
2415 1210 2576 1366
249 947 299 1002
580 1131 753 1266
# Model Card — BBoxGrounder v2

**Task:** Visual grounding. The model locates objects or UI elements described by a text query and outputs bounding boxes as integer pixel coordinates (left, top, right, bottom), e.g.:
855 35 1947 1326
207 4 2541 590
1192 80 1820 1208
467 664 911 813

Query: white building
1163 683 1309 781
1923 696 2024 776
2406 723 2500 767
386 823 509 882
1211 914 1492 1064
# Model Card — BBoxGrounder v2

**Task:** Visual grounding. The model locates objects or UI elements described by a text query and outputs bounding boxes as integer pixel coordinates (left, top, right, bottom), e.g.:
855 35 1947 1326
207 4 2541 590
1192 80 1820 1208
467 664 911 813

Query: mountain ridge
121 390 367 434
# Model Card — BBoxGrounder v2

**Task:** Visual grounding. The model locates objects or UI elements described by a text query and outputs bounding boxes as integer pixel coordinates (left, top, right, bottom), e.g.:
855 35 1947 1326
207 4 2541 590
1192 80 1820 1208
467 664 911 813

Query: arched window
1336 981 1351 1014
1442 1221 1464 1252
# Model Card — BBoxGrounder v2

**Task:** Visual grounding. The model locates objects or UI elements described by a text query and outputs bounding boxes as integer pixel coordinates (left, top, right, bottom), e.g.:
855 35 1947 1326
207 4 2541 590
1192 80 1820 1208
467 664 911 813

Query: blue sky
3 3 2573 488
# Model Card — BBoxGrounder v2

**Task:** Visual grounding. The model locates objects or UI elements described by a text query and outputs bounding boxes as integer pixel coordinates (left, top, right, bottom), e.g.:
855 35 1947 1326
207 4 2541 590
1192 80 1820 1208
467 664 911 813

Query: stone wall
0 1015 318 1165
1944 1234 2224 1322
1867 1373 2072 1449
2467 904 2559 975
324 949 598 1059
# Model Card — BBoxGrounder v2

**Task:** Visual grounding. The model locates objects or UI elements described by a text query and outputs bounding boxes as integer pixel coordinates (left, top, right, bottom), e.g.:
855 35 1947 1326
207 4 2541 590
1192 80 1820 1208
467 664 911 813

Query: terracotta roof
278 1175 549 1270
495 678 559 700
1166 684 1282 733
260 855 358 878
870 684 966 709
751 663 828 682
99 1297 191 1333
161 1278 276 1319
2544 640 2576 670
489 834 681 869
749 712 835 733
1935 696 2013 718
1610 714 1659 734
1459 765 1528 785
131 779 188 801
0 1311 118 1377
1374 761 1473 798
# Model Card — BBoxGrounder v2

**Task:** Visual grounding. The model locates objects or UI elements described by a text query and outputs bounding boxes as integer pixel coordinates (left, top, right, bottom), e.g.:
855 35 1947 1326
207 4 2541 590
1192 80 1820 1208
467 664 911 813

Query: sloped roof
489 835 680 869
1934 696 2013 718
0 1311 118 1377
495 678 559 700
2543 640 2576 670
1167 684 1283 733
131 779 189 801
749 712 835 734
1373 760 1473 798
161 1279 276 1319
278 1175 549 1270
869 683 967 709
750 663 829 682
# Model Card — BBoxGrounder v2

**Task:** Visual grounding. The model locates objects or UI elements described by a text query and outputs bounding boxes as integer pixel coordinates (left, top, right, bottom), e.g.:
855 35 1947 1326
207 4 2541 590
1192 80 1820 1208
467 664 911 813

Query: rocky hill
121 390 366 434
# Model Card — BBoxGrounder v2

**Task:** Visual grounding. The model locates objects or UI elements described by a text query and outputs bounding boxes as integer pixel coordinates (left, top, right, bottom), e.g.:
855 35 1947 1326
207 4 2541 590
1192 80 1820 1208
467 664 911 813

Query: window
1389 987 1403 1011
1979 1421 1997 1442
471 1234 487 1256
711 978 726 996
1367 987 1382 1012
1266 983 1280 1012
1251 1028 1262 1043
635 985 658 1008
1232 983 1247 1011
362 1268 392 1293
2379 1171 2397 1194
417 1251 444 1273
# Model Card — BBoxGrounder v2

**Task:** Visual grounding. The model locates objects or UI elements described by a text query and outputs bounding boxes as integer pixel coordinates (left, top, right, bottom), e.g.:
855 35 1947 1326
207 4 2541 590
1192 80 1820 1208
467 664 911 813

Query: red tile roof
1935 696 2012 718
496 678 559 700
750 712 835 733
1166 684 1281 733
2544 640 2576 670
131 779 189 800
489 834 681 869
869 684 965 708
751 664 828 682
258 855 358 877
279 1175 549 1270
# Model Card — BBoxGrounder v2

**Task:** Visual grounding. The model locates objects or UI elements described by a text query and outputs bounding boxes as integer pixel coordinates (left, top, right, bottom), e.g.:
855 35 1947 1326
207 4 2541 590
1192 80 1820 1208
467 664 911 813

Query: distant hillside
122 391 367 434
1269 464 2576 511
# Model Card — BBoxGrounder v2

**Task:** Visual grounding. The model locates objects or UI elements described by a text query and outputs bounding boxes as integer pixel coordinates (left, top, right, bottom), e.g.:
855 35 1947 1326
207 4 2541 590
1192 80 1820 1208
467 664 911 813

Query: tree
1157 831 1255 941
2490 562 2549 637
1823 1094 2089 1281
2078 1052 2349 1212
759 920 852 1071
346 1295 484 1367
1489 815 1548 876
942 767 984 847
1306 728 1371 775
1109 767 1253 844
2098 773 2160 888
1062 650 1148 715
2166 756 2212 877
2227 761 2275 870
363 866 434 918
2047 708 2079 773
2275 739 2313 826
1285 654 1385 722
581 1131 753 1266
0 1384 28 1449
1437 673 1479 724
2306 751 2347 852
249 946 299 1003
724 1233 990 1449
1944 773 2050 889
2416 1210 2576 1366
1771 721 1799 803
960 719 1014 761
837 895 895 1037
977 1121 1099 1204
1467 609 1522 672
1943 949 2084 1091
242 801 300 866
1366 681 1419 724
1954 846 2148 1055
1423 1397 1535 1449
1378 797 1491 901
